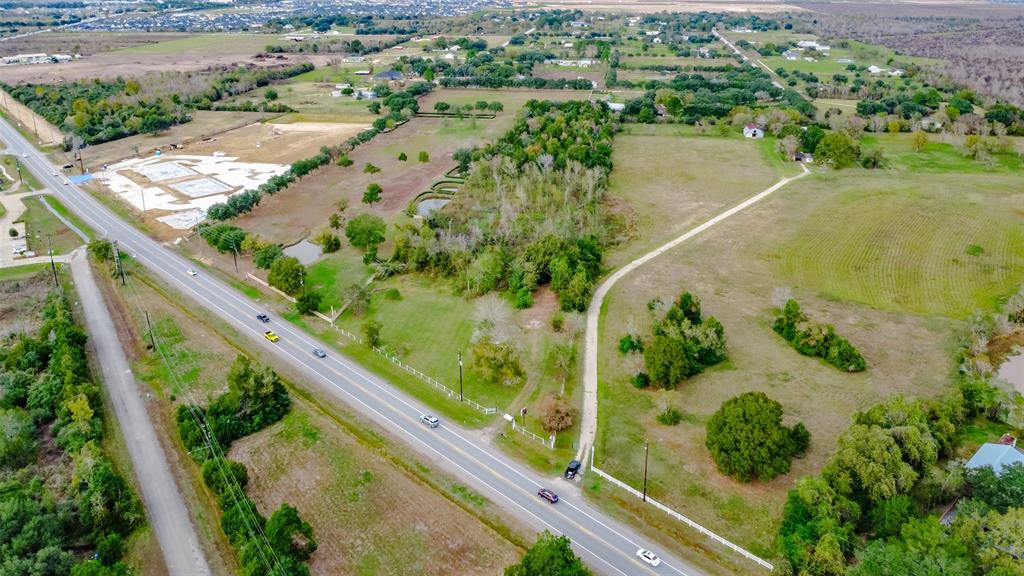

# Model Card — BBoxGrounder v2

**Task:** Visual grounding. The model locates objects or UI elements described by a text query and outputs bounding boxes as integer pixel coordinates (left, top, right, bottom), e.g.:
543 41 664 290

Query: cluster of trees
705 392 809 482
2 79 190 146
376 101 615 311
430 100 504 115
776 381 1024 575
0 293 142 576
431 46 592 90
176 355 316 575
636 292 728 390
773 300 866 372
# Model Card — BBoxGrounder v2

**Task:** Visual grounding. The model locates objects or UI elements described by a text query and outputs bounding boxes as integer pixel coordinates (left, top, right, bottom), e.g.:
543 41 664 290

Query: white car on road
636 548 661 567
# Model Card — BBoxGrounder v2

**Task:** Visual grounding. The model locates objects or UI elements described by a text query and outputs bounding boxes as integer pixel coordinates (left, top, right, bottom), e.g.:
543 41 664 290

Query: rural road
69 250 212 576
1 119 709 575
576 164 811 466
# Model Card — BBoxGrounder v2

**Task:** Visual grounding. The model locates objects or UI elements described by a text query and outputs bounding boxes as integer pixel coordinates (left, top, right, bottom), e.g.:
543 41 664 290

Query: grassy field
16 195 84 255
593 139 1023 557
112 33 276 55
0 262 48 282
230 402 521 575
117 261 524 576
860 132 1024 173
774 170 1024 318
1 154 43 190
604 124 793 268
40 194 94 240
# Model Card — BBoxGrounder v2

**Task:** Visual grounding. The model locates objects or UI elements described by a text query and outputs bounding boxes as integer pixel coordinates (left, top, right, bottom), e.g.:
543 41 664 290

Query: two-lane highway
0 117 709 576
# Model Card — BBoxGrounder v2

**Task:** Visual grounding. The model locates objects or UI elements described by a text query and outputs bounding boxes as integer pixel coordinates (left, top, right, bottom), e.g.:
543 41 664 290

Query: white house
867 65 886 75
608 102 626 112
966 442 1024 475
743 123 765 138
796 40 830 52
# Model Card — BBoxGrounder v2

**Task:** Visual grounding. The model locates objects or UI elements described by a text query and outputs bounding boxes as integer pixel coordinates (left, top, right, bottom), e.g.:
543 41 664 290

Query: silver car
420 414 439 428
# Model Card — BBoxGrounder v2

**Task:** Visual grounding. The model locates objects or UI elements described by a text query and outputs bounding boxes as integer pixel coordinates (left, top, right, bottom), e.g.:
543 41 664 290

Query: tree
201 457 249 498
363 182 382 205
538 394 576 433
253 244 283 269
343 283 371 316
362 319 382 347
266 503 317 560
295 291 322 315
418 151 429 162
911 130 929 152
800 124 825 153
397 152 407 161
433 101 450 113
471 337 525 387
345 213 386 251
966 462 1024 513
705 392 808 482
268 256 306 295
814 133 858 169
367 101 381 114
313 231 340 253
823 424 918 505
363 162 380 174
264 88 278 101
0 407 37 471
505 531 592 576
328 213 343 230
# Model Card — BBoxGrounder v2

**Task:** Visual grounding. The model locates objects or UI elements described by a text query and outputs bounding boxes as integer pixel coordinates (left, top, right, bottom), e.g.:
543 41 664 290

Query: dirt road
70 250 211 576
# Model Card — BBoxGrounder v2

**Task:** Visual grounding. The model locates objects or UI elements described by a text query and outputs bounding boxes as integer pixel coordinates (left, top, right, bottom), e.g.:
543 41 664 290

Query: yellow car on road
264 330 280 342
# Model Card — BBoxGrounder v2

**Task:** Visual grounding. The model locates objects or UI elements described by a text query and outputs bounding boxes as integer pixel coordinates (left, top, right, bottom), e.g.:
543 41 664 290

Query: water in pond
283 239 321 265
998 351 1024 394
416 198 450 217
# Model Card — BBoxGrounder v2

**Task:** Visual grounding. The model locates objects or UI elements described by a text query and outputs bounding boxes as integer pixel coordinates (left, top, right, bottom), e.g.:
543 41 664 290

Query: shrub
363 162 380 174
513 287 534 309
418 151 429 162
657 406 683 425
362 183 382 205
643 292 727 389
773 300 866 372
538 393 576 432
336 154 353 167
398 152 407 161
470 336 524 386
0 407 37 470
267 256 306 296
384 288 401 300
313 231 341 253
631 372 650 389
618 334 643 353
201 457 249 499
551 311 565 332
253 244 283 269
295 291 322 315
362 319 382 347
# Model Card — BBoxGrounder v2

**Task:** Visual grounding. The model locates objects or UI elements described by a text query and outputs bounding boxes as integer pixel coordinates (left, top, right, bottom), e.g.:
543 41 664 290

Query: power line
113 256 286 575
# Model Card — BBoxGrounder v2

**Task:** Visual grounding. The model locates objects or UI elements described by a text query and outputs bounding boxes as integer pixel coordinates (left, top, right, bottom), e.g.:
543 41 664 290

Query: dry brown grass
230 399 521 575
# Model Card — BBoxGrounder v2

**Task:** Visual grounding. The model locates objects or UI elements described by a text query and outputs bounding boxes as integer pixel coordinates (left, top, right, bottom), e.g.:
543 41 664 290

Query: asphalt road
1 117 708 576
69 250 212 576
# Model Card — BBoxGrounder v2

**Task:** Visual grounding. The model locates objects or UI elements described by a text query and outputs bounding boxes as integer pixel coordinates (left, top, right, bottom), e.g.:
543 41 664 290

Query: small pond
416 198 450 217
283 239 321 265
998 351 1024 394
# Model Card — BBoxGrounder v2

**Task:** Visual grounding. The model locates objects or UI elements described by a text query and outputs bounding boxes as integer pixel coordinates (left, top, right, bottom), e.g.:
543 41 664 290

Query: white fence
245 272 498 415
589 447 774 571
511 418 551 448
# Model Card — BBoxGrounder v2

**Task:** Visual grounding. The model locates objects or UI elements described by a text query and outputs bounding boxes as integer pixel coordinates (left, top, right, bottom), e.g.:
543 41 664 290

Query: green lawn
1 155 43 191
773 170 1024 317
0 262 47 281
289 65 368 84
15 195 84 255
861 133 1024 173
41 195 94 241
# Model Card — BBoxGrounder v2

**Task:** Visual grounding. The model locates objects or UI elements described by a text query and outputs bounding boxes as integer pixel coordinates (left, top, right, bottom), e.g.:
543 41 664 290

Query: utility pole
144 310 156 350
458 351 464 402
46 234 58 287
15 161 23 184
642 441 650 502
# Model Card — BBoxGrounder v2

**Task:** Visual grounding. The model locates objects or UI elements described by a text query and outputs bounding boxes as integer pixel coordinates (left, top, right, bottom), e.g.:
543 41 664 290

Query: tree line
0 292 143 576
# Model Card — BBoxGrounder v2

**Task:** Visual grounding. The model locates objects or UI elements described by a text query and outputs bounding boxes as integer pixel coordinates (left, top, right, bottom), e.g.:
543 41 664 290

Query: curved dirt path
576 164 810 462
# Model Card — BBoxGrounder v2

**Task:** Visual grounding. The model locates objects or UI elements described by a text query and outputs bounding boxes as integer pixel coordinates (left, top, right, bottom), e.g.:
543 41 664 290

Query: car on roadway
264 330 280 342
312 348 327 359
256 313 270 323
52 170 58 177
537 488 559 503
636 549 661 567
22 152 27 158
64 180 70 185
186 269 198 277
420 414 439 428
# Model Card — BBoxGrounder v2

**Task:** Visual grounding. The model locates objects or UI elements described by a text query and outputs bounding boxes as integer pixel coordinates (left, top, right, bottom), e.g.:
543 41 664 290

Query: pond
998 350 1024 394
283 239 321 265
416 198 450 217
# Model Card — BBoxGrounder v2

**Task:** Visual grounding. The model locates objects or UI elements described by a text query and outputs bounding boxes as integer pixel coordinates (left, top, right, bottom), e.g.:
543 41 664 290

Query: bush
538 394 576 432
87 239 114 262
363 182 382 205
295 291 322 315
398 152 407 161
643 292 727 389
551 311 565 332
0 407 38 471
657 406 683 425
313 231 341 253
705 392 808 482
266 503 317 560
384 288 402 300
631 372 650 389
363 162 380 174
336 154 353 167
773 300 866 372
268 256 306 296
513 287 534 309
95 533 125 566
201 457 250 498
253 244 283 269
618 334 643 353
362 319 382 347
418 151 429 162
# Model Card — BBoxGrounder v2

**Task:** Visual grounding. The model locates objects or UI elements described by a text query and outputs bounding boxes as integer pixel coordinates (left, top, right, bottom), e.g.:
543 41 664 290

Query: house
562 41 574 48
867 65 886 75
373 70 405 82
354 70 371 76
653 37 662 44
966 441 1024 475
645 30 660 37
569 20 589 28
793 152 813 163
355 89 377 100
782 50 799 61
607 102 625 112
889 68 905 77
743 123 765 138
796 40 830 52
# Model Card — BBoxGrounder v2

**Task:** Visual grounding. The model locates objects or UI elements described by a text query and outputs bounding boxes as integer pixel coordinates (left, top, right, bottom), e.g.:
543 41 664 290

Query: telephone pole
642 441 650 502
113 240 126 286
144 310 156 350
458 352 464 402
46 234 58 287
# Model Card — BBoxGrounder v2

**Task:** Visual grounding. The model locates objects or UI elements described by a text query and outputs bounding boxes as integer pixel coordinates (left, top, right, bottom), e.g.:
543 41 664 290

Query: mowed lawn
230 403 520 576
774 170 1024 317
604 125 791 267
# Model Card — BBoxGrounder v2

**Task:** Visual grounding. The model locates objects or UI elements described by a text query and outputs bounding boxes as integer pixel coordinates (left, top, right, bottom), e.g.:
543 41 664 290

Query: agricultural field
111 33 281 56
593 138 1023 557
0 31 191 57
225 81 378 125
